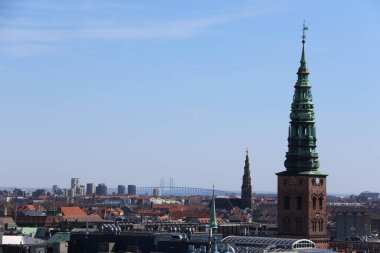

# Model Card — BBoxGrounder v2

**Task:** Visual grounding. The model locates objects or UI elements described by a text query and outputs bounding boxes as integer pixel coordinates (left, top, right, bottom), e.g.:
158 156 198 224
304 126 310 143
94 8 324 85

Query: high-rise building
77 185 86 196
52 185 58 194
67 188 75 198
128 185 137 195
153 187 161 197
96 183 107 195
276 26 329 248
86 183 95 196
241 149 252 209
117 185 126 195
71 178 79 190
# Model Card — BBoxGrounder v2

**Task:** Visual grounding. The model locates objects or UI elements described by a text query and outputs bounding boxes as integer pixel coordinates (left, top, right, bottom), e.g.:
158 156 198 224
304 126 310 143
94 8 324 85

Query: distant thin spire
297 21 309 76
301 20 308 64
209 184 218 230
244 148 250 172
302 19 308 44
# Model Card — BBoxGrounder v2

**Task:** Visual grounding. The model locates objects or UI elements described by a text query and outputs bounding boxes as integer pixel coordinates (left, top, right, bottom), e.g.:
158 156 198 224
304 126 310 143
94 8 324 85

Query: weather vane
302 20 308 43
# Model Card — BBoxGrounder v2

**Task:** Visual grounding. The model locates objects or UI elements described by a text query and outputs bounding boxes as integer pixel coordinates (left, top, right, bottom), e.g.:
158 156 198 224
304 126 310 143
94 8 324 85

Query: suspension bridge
136 186 238 196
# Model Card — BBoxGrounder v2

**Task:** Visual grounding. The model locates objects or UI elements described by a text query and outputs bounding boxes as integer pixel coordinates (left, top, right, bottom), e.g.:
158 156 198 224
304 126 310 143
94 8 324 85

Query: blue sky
0 1 379 194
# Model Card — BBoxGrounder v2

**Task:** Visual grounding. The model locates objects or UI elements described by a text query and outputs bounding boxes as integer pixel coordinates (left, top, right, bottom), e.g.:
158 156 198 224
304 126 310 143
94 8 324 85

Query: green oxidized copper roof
277 26 327 177
209 186 218 230
47 231 71 244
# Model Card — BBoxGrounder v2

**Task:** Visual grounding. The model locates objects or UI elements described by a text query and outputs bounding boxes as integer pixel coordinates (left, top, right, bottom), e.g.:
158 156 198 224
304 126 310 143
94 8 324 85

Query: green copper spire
209 185 218 230
282 23 322 175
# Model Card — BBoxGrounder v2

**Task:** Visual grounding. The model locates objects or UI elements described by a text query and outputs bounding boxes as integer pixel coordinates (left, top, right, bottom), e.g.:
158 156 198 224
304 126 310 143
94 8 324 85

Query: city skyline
0 1 379 194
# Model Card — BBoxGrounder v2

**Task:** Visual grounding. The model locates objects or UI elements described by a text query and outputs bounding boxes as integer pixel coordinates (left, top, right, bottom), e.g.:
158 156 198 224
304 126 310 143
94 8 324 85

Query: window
319 220 324 232
284 217 290 231
312 195 317 210
319 195 323 210
312 220 317 232
297 196 302 210
296 218 302 232
284 196 290 210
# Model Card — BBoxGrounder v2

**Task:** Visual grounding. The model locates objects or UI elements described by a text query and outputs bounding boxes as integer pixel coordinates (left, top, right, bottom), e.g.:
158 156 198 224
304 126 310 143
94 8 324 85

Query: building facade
86 183 95 196
96 183 108 196
276 28 329 248
128 185 137 195
71 178 79 190
118 185 126 195
335 211 370 241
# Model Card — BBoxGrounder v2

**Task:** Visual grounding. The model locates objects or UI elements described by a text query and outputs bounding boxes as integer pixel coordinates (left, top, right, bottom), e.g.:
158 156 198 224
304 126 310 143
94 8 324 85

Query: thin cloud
3 1 144 13
2 43 55 57
80 15 239 40
0 28 69 43
0 1 287 57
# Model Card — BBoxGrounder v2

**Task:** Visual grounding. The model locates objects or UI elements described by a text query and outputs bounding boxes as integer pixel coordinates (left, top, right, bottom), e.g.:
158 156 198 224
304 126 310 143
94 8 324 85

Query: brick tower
276 24 329 248
241 149 252 209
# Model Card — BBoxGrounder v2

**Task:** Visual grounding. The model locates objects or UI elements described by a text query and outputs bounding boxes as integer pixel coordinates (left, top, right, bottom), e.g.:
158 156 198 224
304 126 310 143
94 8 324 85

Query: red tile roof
17 204 46 212
194 218 226 224
63 215 103 223
169 210 209 220
60 206 87 216
158 215 170 221
132 209 163 215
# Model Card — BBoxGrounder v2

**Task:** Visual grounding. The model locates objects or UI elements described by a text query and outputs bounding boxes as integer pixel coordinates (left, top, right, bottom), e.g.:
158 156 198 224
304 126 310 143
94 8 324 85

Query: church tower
241 149 252 209
276 24 329 248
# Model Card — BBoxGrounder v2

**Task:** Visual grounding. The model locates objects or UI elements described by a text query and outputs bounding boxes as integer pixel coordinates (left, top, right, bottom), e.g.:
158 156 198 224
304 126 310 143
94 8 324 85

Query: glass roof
221 236 315 249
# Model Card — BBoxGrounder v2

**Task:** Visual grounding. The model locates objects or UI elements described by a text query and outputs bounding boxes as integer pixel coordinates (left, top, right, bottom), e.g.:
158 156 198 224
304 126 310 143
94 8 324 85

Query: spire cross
302 20 308 43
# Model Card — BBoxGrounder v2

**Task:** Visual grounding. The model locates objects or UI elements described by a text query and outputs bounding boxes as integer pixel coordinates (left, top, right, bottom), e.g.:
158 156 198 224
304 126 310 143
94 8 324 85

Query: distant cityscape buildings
49 179 137 197
86 183 95 196
95 183 107 196
153 187 161 197
70 178 79 190
117 185 126 195
49 179 243 198
52 185 58 194
128 185 137 195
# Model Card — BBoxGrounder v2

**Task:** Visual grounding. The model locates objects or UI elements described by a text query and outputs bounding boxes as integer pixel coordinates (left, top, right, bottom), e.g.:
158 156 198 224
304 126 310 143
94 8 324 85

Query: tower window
312 195 317 210
319 195 323 210
296 218 302 232
312 220 316 232
284 217 290 231
297 196 302 210
319 220 324 232
284 196 290 210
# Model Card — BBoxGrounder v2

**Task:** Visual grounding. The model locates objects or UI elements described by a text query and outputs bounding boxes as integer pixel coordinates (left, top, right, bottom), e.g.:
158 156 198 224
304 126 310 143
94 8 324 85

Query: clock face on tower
315 177 320 186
